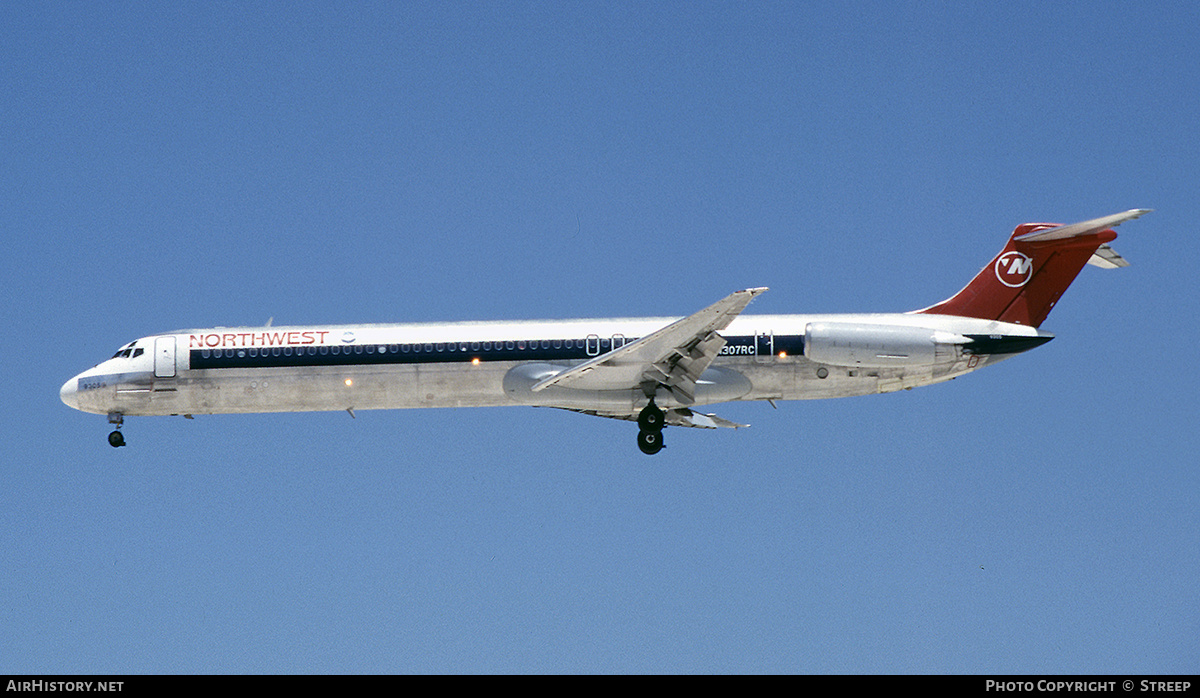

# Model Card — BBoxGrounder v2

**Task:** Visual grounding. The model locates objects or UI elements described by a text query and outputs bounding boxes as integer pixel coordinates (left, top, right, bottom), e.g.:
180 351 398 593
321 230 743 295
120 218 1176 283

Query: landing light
778 351 787 358
344 378 353 387
472 357 481 366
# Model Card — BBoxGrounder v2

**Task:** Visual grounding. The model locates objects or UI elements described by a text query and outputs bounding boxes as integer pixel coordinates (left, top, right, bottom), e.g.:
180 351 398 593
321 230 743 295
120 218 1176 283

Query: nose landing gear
107 412 126 448
636 402 665 455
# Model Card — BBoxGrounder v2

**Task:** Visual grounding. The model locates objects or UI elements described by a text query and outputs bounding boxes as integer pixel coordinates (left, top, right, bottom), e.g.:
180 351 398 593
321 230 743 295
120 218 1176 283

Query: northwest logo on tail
995 251 1033 287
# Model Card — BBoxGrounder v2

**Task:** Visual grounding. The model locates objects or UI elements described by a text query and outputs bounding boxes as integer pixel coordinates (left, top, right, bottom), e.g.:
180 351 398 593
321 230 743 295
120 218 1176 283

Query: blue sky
3 1 1197 673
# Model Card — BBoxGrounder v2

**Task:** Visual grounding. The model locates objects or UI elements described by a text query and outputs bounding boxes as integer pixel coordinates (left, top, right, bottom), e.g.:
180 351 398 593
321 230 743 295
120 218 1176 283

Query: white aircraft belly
105 363 512 416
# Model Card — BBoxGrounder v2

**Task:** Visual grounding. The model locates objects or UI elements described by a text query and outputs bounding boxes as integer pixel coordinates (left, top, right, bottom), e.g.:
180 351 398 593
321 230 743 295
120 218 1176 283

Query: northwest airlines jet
61 210 1149 454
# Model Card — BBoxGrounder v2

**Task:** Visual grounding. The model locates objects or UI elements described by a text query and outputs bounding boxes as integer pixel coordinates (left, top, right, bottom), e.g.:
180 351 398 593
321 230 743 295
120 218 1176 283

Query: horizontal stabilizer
1087 243 1130 269
1014 208 1151 242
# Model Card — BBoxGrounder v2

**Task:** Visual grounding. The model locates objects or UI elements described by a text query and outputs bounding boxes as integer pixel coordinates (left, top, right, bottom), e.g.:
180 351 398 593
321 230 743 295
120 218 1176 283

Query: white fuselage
60 312 1050 419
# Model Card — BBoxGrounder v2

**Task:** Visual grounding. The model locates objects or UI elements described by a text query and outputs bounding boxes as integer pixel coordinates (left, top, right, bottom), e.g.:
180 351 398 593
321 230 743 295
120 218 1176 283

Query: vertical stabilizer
914 209 1149 327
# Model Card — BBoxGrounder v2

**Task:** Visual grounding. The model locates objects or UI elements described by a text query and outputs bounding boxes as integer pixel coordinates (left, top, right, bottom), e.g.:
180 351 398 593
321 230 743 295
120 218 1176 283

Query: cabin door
154 336 177 378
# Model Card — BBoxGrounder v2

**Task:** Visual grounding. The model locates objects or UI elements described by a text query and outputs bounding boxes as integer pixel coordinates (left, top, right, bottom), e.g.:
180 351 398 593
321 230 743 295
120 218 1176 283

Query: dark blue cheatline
188 335 806 370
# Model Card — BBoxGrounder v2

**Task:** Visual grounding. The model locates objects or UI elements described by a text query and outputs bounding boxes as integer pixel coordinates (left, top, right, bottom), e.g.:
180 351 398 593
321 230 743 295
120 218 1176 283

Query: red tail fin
915 210 1149 327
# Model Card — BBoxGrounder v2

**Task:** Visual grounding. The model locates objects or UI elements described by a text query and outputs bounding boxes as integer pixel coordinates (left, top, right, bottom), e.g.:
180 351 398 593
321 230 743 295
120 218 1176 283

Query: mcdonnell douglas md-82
61 210 1149 454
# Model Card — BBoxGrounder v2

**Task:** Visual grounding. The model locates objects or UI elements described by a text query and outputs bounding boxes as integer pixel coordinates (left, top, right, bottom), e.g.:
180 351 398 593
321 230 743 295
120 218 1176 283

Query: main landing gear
107 411 126 448
636 402 665 455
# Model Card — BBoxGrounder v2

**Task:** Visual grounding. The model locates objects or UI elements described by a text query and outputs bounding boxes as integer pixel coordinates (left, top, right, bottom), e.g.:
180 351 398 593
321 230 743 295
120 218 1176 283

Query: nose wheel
636 402 665 455
107 411 126 448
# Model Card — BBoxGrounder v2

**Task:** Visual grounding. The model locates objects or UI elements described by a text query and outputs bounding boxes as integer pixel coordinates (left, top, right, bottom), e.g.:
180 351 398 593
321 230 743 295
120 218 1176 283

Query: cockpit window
111 342 142 359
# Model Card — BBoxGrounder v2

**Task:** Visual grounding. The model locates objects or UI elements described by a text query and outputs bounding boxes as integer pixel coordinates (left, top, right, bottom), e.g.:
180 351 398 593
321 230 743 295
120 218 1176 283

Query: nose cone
60 376 80 410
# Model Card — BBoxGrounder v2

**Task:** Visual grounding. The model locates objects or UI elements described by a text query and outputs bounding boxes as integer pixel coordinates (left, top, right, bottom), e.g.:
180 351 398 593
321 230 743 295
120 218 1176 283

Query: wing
553 407 749 429
530 287 768 405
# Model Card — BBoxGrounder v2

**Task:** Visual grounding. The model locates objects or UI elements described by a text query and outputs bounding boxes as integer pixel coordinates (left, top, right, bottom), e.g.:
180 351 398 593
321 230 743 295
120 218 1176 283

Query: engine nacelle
804 322 965 368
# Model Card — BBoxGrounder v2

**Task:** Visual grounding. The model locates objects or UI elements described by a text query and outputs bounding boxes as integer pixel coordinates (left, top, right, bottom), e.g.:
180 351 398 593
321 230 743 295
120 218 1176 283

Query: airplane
60 209 1149 454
